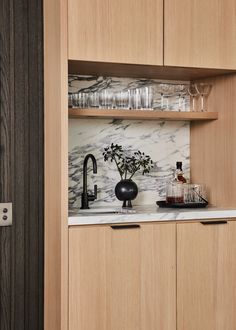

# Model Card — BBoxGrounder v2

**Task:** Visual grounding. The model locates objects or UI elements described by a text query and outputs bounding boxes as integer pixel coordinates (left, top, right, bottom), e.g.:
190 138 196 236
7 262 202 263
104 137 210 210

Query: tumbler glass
141 86 153 110
114 90 129 109
130 88 142 109
99 89 114 109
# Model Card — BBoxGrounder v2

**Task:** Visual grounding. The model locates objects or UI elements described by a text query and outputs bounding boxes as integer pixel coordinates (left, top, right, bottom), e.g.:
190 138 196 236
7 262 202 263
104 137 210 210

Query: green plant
103 143 154 180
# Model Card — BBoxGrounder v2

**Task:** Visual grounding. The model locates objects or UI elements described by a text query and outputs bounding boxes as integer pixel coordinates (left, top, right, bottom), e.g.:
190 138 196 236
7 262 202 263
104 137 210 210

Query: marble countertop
68 205 236 226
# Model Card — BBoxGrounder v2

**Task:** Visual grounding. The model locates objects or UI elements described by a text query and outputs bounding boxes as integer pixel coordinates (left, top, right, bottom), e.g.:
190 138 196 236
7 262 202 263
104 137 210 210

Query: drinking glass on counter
166 182 184 204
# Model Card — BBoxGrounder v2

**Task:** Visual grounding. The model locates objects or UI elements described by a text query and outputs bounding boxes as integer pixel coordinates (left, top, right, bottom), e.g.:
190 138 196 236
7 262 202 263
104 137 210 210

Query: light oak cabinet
165 0 236 69
177 220 236 330
68 0 236 70
68 0 163 65
69 223 176 330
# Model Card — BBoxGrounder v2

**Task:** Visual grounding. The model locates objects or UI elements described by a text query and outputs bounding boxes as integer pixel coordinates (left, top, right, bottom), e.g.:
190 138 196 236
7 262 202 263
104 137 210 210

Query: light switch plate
0 203 12 226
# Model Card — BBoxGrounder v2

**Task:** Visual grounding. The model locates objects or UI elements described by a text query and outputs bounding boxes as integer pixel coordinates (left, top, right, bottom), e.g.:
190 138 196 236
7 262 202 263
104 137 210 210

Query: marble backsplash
69 75 190 209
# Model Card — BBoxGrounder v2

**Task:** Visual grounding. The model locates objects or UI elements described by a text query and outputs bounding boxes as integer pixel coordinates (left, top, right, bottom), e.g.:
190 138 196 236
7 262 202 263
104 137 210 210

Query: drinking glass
130 88 142 109
72 92 89 108
141 86 153 110
88 91 100 108
188 84 199 112
174 84 188 112
99 89 114 109
68 93 73 108
114 90 129 109
195 83 212 112
159 84 172 110
166 182 184 204
183 184 207 203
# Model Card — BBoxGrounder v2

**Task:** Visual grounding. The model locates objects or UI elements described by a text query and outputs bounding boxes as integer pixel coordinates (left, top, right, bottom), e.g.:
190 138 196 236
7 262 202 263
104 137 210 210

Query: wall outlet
0 203 12 226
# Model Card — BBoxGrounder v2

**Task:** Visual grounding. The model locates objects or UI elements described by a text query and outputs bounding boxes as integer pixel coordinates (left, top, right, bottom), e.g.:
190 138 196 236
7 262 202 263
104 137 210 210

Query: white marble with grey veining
69 118 190 209
69 75 191 210
68 205 236 226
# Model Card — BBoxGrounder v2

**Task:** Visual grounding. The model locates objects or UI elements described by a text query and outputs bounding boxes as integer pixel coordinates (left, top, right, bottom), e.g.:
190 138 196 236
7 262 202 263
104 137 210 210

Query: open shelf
69 60 236 81
69 108 218 121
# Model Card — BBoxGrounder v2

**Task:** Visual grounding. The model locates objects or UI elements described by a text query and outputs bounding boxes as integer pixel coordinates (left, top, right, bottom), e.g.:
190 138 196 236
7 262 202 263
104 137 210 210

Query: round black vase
115 179 138 208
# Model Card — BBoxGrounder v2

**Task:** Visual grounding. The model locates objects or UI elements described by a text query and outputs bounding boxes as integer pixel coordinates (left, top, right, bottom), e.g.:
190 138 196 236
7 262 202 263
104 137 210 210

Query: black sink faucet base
80 154 97 209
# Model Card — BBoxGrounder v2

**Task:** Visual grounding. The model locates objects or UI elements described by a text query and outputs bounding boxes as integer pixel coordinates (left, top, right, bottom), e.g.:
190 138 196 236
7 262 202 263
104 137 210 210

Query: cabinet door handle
200 220 228 225
110 224 140 230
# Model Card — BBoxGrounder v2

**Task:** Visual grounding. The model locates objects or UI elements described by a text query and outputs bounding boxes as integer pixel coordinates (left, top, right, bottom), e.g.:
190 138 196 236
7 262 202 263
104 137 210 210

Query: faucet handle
88 184 98 201
94 184 97 199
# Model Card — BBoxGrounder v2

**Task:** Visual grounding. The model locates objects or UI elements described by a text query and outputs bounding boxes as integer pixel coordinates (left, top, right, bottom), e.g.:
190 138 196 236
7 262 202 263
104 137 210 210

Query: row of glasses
68 83 212 111
188 83 212 112
159 84 188 111
69 86 154 110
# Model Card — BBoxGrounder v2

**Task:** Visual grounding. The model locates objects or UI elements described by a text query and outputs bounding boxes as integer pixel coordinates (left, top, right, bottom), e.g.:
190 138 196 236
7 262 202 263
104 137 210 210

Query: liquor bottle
175 161 187 183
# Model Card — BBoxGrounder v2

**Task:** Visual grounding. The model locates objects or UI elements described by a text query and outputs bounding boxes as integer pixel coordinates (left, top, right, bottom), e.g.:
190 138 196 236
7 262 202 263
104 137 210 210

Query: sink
77 207 137 215
78 208 120 215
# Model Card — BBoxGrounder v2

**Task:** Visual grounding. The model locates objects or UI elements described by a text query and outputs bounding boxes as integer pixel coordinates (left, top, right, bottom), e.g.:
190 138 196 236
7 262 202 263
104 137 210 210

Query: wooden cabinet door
68 0 163 65
165 0 236 69
69 223 176 330
177 220 236 330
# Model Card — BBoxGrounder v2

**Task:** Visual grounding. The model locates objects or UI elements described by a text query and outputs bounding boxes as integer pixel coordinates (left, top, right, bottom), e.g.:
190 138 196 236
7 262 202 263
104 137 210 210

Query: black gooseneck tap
80 154 98 209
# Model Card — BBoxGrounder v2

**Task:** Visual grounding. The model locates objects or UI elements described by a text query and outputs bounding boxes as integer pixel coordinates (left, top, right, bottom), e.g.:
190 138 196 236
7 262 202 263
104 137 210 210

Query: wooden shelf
68 60 236 81
69 108 218 121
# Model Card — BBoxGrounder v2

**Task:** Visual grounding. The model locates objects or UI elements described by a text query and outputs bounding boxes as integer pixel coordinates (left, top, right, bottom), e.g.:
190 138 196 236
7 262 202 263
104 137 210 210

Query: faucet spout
81 154 98 209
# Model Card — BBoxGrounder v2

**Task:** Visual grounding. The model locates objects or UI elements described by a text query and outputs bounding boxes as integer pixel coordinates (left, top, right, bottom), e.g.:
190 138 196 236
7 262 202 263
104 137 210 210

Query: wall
69 76 190 209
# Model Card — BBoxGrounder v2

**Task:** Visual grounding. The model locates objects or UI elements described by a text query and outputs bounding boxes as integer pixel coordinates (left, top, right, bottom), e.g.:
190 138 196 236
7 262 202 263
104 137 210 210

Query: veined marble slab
69 75 191 210
68 205 236 226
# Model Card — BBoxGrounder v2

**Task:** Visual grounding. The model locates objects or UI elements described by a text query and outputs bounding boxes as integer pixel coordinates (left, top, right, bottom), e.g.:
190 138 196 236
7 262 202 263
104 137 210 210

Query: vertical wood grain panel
165 0 236 69
69 224 176 330
68 0 163 65
44 0 68 329
191 74 236 207
0 0 44 329
177 221 236 329
0 0 14 329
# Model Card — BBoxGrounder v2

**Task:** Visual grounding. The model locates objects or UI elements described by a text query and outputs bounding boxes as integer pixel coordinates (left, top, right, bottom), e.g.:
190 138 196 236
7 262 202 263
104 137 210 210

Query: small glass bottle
175 161 187 183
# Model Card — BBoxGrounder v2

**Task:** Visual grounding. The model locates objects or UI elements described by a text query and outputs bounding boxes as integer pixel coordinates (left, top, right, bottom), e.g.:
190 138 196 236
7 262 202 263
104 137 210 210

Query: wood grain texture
165 0 236 69
0 0 44 329
0 0 14 329
44 0 68 329
69 108 218 121
68 0 163 65
191 74 236 207
69 224 176 330
69 60 236 81
177 221 236 330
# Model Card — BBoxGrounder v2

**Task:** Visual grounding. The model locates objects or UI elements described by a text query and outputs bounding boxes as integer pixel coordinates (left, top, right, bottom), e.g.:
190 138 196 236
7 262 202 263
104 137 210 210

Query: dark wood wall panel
0 0 44 329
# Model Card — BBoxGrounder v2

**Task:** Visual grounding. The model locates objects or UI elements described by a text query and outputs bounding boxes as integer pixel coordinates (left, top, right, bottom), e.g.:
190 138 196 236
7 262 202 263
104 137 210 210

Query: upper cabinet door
68 0 163 65
165 0 236 69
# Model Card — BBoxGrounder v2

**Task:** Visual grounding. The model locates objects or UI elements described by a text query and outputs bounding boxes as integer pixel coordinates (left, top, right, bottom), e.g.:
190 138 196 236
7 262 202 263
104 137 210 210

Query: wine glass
195 83 212 112
174 84 188 112
188 84 199 112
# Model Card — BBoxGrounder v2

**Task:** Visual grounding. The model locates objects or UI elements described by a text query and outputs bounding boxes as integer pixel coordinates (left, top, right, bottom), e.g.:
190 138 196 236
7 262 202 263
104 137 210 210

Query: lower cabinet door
69 223 176 330
177 220 236 330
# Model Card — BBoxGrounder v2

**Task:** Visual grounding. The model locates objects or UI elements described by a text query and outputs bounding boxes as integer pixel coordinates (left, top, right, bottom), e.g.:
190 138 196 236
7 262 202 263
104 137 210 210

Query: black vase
115 179 138 208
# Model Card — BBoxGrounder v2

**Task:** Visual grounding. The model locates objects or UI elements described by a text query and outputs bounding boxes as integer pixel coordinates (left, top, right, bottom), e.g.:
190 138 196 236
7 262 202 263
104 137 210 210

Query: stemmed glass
188 84 199 112
174 84 188 112
195 83 212 112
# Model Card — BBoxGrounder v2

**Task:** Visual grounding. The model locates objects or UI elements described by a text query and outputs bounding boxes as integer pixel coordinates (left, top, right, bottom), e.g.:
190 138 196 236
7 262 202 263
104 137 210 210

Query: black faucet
80 154 98 209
